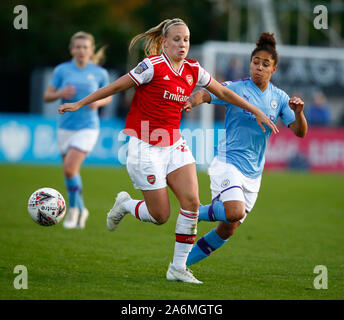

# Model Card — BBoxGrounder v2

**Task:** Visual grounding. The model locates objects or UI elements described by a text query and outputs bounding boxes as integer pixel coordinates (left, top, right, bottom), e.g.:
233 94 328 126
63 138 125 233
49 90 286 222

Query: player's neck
258 83 268 92
73 58 89 69
254 80 269 92
171 61 183 72
163 52 183 72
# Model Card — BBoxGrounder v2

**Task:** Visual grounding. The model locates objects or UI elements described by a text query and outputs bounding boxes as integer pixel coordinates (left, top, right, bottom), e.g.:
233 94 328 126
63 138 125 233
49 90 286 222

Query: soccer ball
28 187 66 226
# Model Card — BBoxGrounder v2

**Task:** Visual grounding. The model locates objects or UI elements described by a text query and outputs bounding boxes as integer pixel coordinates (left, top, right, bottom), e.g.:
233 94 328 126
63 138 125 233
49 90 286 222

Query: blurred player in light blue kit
44 31 112 229
183 33 308 267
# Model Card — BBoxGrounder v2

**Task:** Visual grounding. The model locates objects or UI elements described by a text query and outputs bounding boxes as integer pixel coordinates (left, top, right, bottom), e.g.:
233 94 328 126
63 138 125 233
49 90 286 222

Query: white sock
123 199 158 224
172 209 198 270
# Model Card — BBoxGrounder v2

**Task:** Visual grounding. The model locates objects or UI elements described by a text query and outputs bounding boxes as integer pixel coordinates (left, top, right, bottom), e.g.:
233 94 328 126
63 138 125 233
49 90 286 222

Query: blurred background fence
1 0 344 171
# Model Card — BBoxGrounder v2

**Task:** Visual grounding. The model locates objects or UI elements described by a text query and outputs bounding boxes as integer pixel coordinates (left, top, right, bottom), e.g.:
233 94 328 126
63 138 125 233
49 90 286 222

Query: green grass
0 164 343 300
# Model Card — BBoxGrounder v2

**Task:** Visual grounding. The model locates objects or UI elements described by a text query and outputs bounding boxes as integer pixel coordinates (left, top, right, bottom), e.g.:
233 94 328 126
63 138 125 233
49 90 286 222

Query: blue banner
0 113 127 165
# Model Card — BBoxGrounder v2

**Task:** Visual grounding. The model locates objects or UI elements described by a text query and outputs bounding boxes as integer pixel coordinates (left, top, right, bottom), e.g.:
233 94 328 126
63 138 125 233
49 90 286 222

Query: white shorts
57 129 99 155
126 136 195 190
208 157 262 223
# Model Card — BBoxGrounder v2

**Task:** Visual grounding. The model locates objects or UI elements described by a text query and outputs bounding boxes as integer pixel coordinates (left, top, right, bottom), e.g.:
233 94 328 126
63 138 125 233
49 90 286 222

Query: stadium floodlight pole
200 42 217 170
200 42 216 131
259 0 282 44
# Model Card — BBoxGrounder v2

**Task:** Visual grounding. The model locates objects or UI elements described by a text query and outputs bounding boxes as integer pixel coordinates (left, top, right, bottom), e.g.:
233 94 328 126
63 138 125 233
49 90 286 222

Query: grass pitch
0 164 343 300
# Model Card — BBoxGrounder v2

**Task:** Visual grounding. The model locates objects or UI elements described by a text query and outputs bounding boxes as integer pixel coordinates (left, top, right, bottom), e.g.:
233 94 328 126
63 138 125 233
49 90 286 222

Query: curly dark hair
250 32 279 65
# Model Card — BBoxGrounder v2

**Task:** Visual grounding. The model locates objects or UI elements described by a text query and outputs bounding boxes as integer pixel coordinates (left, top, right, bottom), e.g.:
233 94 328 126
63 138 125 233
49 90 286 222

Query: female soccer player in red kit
59 18 278 283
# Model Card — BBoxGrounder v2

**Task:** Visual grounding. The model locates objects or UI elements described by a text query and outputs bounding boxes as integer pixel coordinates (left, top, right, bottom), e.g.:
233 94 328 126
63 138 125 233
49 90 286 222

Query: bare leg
140 188 171 224
63 147 87 178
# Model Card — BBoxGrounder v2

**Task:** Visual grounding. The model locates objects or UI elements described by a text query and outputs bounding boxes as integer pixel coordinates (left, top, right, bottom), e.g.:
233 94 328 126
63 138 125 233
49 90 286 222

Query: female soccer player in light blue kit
44 32 112 229
183 33 308 267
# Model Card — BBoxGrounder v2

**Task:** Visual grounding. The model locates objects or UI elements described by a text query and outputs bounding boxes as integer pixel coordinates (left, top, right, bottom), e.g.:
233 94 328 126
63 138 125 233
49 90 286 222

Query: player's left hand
289 97 304 114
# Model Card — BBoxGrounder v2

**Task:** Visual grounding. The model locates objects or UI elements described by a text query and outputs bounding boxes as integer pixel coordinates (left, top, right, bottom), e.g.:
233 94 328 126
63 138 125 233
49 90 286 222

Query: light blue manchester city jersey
209 77 296 178
51 59 109 130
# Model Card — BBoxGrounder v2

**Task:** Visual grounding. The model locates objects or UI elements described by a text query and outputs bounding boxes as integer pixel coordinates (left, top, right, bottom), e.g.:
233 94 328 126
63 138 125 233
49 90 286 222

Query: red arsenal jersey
124 52 211 146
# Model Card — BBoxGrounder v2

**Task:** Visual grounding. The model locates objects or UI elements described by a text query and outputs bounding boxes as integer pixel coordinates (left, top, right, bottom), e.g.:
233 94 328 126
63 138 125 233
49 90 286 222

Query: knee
190 198 200 212
64 162 76 178
181 194 200 213
225 206 245 223
64 167 75 179
148 209 170 225
154 214 169 225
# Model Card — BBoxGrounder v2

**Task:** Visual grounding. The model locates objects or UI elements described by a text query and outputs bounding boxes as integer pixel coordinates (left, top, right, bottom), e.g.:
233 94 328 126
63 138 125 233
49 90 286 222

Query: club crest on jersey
221 179 230 188
270 100 278 109
186 74 193 86
147 174 156 185
87 73 95 81
134 62 148 74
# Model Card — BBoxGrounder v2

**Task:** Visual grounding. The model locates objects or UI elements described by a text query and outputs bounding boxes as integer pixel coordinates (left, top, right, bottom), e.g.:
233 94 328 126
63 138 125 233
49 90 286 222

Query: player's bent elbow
294 128 307 138
43 94 52 102
297 132 306 138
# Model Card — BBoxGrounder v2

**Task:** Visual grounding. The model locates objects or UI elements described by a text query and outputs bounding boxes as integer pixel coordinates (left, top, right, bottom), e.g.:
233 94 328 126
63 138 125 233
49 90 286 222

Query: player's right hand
60 85 76 100
58 102 82 114
181 100 192 112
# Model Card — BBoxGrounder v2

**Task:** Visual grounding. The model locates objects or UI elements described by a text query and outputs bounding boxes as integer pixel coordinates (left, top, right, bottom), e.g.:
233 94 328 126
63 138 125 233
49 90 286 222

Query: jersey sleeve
196 65 212 88
128 58 154 86
208 81 234 106
50 65 63 89
279 92 296 127
99 69 110 88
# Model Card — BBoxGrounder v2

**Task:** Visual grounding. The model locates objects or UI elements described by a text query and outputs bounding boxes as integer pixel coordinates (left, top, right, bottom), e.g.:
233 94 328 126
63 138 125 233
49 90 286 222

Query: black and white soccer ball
28 187 66 226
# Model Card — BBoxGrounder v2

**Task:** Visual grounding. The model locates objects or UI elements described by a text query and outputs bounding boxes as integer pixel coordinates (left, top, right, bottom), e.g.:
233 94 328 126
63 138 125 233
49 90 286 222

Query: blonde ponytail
69 31 107 65
129 18 187 56
92 45 107 66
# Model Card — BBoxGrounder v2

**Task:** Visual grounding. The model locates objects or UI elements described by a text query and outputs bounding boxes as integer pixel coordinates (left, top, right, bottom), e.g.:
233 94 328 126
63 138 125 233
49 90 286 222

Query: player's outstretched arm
59 74 135 114
288 97 308 138
207 79 279 134
182 90 211 112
